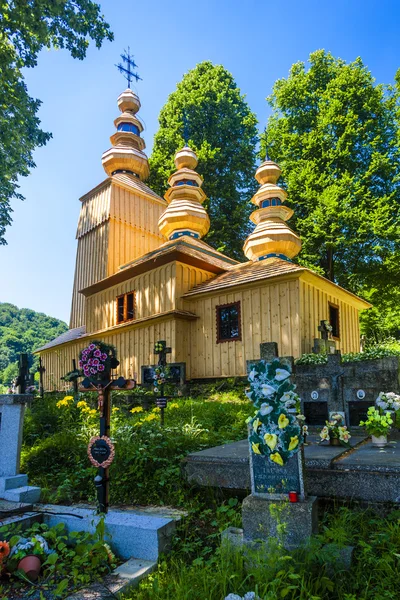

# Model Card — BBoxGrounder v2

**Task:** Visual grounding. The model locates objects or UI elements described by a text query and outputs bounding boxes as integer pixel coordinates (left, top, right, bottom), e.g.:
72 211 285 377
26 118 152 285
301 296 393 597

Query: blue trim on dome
258 253 292 262
117 122 140 135
170 231 200 240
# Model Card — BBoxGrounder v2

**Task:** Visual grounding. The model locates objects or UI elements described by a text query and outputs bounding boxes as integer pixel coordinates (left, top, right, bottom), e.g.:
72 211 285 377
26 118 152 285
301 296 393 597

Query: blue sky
1 0 400 323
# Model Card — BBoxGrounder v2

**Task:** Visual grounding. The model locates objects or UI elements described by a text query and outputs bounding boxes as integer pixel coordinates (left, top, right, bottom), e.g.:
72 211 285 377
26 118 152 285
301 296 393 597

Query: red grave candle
288 491 299 503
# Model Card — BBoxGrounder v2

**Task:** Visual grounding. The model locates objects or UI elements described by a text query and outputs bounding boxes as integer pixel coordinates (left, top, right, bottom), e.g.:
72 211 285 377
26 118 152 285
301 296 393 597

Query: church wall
107 184 165 273
40 316 181 390
70 221 109 329
299 278 360 355
182 279 301 379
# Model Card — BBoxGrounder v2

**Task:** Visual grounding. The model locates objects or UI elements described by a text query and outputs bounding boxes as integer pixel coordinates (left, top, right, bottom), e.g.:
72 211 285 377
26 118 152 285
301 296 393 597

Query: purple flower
98 364 105 372
94 349 101 358
101 353 107 361
90 368 97 374
93 358 100 366
78 361 83 368
88 344 96 351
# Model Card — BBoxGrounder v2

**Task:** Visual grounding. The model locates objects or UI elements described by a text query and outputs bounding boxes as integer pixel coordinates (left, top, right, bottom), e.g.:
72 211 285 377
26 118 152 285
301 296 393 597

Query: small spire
243 157 301 262
101 87 150 181
158 146 210 241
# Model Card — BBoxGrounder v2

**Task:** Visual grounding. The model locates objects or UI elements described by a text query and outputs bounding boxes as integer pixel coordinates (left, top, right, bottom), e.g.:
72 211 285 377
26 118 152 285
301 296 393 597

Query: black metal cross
38 357 46 399
154 340 171 367
116 47 142 88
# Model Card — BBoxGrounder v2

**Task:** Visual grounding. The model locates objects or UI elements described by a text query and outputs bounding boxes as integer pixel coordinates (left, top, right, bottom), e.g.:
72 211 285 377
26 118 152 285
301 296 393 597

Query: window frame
116 291 136 324
328 302 340 340
216 301 242 344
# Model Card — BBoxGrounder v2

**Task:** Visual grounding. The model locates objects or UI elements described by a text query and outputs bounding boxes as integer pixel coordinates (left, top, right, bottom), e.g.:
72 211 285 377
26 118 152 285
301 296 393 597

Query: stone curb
65 557 157 599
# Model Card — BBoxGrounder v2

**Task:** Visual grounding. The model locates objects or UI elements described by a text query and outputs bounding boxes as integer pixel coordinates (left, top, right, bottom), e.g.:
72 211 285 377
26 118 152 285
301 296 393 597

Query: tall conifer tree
149 61 258 259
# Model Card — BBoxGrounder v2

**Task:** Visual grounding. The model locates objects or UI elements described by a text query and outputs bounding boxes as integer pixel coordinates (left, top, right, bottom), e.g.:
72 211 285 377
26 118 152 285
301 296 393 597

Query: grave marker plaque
303 401 329 426
348 401 374 426
250 450 304 498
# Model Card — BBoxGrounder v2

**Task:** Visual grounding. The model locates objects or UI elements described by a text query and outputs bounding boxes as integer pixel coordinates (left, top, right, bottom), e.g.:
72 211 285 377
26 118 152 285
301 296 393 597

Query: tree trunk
327 247 334 281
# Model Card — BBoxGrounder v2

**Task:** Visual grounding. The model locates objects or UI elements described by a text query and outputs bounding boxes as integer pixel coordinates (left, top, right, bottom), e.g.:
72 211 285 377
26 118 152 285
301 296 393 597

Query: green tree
149 61 258 259
0 1 113 244
0 302 68 381
261 50 400 293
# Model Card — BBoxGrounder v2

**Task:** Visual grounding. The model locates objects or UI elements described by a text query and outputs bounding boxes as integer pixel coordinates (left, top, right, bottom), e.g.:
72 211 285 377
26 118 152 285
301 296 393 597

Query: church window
329 303 340 339
216 302 241 343
116 292 136 324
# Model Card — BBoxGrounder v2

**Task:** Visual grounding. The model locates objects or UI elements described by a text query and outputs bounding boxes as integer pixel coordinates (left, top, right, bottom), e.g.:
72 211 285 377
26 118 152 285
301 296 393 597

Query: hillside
0 302 68 384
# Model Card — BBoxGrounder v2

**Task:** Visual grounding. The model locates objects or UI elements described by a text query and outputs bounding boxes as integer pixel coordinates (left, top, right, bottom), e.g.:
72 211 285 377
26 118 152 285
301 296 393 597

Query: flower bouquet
0 541 10 575
247 359 306 467
7 534 53 581
360 406 393 447
376 392 400 428
319 413 351 447
153 365 171 393
79 341 119 384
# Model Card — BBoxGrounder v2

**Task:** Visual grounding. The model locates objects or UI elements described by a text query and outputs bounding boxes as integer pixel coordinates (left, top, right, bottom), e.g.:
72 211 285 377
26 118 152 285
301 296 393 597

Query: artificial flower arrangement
79 340 119 382
247 359 306 466
153 365 171 393
319 413 351 447
376 391 400 413
0 540 10 574
6 534 53 580
359 406 393 437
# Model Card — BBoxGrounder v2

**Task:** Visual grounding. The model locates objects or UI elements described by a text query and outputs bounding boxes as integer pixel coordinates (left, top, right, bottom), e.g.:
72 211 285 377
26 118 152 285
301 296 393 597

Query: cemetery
2 9 400 599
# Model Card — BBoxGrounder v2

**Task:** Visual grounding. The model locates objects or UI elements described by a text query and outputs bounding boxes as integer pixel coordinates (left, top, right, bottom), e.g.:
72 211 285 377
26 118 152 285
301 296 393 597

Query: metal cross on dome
116 47 142 88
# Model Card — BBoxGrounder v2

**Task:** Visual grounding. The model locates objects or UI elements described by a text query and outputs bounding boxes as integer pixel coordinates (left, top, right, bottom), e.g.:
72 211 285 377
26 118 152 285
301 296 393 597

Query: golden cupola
158 146 210 240
243 156 301 262
101 88 150 181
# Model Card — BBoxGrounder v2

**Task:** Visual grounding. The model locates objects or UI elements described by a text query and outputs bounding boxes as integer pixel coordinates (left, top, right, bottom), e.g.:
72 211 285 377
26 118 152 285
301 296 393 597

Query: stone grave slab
303 401 329 426
348 400 375 427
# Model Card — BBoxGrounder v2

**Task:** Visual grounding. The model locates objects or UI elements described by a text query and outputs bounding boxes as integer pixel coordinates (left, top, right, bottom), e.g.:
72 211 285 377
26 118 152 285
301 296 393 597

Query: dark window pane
117 296 125 323
329 305 340 338
127 293 135 320
218 303 240 341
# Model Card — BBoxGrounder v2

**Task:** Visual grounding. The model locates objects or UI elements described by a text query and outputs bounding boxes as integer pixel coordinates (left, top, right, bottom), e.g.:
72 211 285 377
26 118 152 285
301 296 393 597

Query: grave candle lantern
289 491 299 503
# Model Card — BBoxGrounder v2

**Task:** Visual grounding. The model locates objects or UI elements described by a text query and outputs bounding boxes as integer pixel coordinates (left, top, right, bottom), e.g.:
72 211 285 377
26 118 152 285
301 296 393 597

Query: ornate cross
154 340 171 368
116 47 142 88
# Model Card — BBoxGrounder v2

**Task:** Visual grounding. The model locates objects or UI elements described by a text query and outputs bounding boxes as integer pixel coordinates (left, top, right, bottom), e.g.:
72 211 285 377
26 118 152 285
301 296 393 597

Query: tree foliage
149 61 258 259
0 302 67 384
261 50 400 340
0 0 113 244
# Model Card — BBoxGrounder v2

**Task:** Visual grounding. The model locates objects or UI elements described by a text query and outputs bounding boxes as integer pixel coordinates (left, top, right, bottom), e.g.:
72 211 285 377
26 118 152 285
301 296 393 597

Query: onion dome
158 146 210 240
101 89 150 181
243 156 301 262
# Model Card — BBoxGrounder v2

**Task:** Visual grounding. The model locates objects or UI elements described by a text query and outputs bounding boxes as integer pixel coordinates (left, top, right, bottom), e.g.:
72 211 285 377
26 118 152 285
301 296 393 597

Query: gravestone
0 394 41 503
242 344 318 549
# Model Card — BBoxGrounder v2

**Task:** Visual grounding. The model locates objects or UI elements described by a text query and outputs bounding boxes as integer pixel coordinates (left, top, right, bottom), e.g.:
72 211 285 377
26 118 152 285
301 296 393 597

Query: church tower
243 156 301 262
69 88 167 328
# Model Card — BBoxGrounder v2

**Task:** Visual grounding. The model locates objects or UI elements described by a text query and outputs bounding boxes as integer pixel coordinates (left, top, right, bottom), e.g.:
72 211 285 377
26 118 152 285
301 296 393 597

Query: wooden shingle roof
35 326 86 352
182 258 305 297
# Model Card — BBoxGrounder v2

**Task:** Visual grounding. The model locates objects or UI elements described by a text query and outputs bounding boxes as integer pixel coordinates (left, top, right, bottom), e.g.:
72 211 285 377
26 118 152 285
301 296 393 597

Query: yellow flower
264 433 278 451
270 452 284 466
251 442 261 455
288 436 299 451
56 399 68 408
112 407 120 413
278 414 289 429
81 406 91 414
64 396 74 402
143 413 158 423
89 409 97 417
169 403 179 409
253 418 261 433
130 406 144 414
77 401 88 409
152 407 161 413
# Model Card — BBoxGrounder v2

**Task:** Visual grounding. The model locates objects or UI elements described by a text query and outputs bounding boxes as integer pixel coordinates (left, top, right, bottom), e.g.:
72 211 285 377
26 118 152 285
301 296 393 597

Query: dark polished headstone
303 401 329 426
251 451 302 496
348 401 374 427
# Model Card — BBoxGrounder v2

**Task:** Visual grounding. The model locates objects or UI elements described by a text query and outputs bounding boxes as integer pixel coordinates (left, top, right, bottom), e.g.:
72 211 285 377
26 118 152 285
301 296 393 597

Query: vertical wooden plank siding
299 279 361 354
183 279 301 379
70 182 165 329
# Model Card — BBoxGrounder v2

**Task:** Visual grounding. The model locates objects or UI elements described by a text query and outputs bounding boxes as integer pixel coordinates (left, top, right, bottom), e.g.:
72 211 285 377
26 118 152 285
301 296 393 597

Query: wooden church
37 88 370 390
